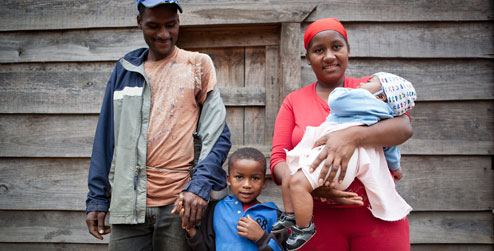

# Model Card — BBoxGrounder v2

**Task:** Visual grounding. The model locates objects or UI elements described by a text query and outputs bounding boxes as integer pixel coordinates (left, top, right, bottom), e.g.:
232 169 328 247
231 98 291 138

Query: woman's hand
312 184 364 205
237 215 265 241
310 126 362 186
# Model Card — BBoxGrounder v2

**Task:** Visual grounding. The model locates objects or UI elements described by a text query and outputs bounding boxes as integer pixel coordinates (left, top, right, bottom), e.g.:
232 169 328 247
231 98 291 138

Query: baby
274 72 417 250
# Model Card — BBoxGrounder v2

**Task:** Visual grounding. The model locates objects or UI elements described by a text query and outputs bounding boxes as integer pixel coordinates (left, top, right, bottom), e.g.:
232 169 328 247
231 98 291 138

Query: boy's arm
256 231 289 251
186 201 218 251
237 215 286 251
255 210 289 251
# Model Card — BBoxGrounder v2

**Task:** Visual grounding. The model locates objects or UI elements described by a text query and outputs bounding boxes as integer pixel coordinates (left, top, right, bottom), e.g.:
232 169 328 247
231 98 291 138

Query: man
85 0 231 250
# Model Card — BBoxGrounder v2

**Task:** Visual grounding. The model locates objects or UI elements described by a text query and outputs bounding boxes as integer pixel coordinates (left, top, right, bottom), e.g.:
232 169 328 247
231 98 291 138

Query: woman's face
306 30 349 87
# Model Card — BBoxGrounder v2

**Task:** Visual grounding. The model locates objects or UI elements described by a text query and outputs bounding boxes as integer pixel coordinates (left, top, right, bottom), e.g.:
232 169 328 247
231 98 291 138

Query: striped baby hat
372 72 417 116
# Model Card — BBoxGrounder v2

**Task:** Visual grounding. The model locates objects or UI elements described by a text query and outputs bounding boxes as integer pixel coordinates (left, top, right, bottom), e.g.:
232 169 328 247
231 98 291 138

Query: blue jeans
109 204 190 251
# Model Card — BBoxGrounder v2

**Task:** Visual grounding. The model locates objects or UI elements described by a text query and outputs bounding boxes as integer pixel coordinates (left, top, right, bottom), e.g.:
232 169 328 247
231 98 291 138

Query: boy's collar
225 195 279 211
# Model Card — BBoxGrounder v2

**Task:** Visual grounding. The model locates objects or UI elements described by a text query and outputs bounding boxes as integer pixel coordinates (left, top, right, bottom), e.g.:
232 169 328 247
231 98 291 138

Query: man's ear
137 15 142 29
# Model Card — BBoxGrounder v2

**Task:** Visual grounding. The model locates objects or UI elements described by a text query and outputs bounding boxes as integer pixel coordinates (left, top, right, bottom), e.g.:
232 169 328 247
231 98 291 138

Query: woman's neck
315 77 345 102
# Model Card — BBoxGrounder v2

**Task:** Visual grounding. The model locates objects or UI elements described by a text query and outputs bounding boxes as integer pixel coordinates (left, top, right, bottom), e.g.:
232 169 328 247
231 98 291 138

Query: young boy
273 72 416 250
179 147 288 251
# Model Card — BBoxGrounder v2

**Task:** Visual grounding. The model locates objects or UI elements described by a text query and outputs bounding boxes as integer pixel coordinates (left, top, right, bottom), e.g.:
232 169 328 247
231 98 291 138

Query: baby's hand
392 168 403 180
237 215 264 241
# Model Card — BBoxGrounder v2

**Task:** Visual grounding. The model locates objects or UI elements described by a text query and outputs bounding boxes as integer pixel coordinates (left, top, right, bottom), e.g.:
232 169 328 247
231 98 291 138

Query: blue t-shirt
214 195 282 251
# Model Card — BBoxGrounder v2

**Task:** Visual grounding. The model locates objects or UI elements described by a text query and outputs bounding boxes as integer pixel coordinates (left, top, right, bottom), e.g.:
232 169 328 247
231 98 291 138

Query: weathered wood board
1 101 492 157
2 22 493 63
0 243 492 251
0 243 108 251
1 0 492 31
302 58 494 101
1 243 492 251
0 0 492 250
1 156 491 211
1 59 492 114
0 210 491 244
300 22 494 59
0 1 315 31
0 26 278 63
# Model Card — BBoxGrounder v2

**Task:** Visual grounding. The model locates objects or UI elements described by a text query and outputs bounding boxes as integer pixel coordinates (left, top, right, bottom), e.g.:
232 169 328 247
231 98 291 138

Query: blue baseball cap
137 0 183 13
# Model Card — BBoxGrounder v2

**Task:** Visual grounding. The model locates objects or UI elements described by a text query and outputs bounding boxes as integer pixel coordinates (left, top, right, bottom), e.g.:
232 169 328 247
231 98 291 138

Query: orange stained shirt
144 47 216 207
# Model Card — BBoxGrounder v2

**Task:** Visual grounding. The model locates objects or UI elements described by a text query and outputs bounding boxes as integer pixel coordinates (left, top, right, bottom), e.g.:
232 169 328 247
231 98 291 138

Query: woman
270 18 412 251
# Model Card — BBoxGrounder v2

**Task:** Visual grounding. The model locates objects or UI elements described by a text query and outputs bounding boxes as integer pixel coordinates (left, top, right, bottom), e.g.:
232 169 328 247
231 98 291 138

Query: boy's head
359 72 417 116
227 148 267 205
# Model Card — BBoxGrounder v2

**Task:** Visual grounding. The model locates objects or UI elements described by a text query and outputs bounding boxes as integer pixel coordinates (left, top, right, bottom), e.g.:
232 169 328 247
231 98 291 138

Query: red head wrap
304 18 347 50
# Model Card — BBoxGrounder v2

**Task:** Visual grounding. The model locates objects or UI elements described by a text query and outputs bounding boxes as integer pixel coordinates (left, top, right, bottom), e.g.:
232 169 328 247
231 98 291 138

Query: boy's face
137 5 179 62
227 159 266 205
358 76 387 101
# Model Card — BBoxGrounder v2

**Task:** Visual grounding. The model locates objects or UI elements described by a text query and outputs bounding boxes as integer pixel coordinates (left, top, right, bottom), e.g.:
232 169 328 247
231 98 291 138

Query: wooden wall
0 0 493 250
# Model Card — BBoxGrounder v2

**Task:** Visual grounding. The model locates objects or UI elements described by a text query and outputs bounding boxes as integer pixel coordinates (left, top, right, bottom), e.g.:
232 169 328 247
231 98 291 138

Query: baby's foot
286 221 316 251
271 212 295 233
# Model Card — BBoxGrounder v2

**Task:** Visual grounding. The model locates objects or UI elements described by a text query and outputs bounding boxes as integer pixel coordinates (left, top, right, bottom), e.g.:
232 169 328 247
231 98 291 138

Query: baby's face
358 76 387 101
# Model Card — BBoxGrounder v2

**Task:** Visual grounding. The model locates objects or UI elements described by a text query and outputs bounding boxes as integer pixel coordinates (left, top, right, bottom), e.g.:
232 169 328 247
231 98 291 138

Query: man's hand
312 184 364 206
310 127 360 186
86 211 111 240
237 215 265 241
392 168 403 180
175 200 198 238
171 193 185 216
171 191 207 229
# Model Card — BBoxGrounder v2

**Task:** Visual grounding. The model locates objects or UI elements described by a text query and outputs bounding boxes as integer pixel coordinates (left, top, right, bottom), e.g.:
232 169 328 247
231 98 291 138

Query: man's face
137 5 179 61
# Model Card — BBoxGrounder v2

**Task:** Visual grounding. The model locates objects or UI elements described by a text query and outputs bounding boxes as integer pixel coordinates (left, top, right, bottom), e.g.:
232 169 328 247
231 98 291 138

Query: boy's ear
226 173 231 186
305 53 310 65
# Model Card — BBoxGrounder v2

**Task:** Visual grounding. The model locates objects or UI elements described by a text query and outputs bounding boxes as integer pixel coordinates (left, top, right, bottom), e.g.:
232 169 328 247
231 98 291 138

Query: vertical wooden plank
226 107 244 145
264 45 280 145
245 47 266 87
244 47 266 145
280 23 302 99
244 106 265 145
196 47 244 88
199 47 245 145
